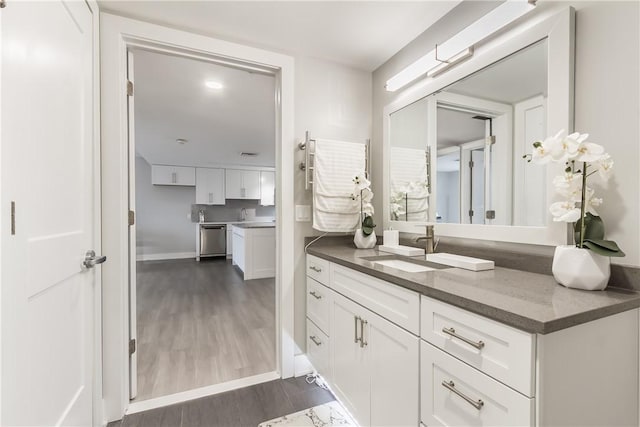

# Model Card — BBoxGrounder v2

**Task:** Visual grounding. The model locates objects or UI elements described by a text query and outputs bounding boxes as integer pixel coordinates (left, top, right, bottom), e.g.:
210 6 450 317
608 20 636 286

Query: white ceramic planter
552 245 611 291
354 229 376 249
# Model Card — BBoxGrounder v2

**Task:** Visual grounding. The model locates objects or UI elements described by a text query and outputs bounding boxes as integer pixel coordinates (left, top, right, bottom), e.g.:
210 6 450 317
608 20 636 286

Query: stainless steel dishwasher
200 224 226 257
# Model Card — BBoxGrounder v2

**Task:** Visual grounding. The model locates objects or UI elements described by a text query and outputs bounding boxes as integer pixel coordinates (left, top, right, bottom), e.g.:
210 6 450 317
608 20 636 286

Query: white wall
135 156 196 259
372 1 640 266
293 56 372 352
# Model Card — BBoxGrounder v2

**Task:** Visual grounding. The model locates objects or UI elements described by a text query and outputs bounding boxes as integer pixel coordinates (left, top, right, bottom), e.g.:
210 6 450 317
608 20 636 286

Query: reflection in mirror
389 97 430 222
435 38 548 226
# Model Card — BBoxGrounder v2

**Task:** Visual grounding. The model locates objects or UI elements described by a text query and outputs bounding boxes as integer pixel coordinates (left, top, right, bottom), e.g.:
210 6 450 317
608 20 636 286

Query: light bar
386 0 536 92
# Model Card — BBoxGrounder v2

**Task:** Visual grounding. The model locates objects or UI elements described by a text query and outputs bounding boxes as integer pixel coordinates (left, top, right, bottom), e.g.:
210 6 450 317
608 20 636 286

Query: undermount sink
372 259 436 273
361 255 450 273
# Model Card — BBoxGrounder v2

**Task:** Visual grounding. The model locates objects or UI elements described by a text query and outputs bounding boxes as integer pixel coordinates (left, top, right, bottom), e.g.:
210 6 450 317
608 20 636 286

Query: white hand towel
313 138 367 232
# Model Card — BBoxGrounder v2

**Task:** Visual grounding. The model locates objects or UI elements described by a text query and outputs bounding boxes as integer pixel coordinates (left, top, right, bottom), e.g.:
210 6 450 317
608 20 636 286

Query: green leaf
574 212 605 244
362 226 373 236
583 239 626 257
533 141 542 148
362 215 376 228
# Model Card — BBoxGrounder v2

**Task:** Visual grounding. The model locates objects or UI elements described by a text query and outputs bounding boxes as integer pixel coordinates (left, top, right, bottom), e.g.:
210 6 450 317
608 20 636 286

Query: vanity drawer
331 263 420 335
421 341 534 427
421 296 535 396
307 319 330 381
307 254 330 285
307 278 330 335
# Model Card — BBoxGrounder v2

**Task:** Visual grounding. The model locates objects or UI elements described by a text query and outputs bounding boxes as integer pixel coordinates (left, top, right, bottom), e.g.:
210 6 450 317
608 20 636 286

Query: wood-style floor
134 258 276 401
109 377 335 427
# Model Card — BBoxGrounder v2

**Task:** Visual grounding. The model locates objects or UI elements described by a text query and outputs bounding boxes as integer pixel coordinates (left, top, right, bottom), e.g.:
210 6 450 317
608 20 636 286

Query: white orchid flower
587 196 603 215
362 203 374 216
352 174 371 191
552 171 580 189
575 142 606 163
597 154 614 180
549 200 581 222
549 131 582 162
361 187 373 203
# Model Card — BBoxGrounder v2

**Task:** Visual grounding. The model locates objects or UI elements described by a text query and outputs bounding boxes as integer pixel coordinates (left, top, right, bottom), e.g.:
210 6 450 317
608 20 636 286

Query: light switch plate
295 205 311 222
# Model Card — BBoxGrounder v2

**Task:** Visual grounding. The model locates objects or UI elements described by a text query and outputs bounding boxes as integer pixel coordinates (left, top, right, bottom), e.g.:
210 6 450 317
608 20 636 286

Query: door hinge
128 210 135 226
469 161 474 169
469 209 474 218
127 80 134 96
486 135 496 146
10 201 15 235
0 0 7 8
129 338 136 355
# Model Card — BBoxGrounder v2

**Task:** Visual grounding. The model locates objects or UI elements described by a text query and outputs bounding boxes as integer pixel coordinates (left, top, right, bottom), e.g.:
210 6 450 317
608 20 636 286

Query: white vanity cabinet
305 255 420 427
195 167 225 205
225 169 261 199
151 164 195 186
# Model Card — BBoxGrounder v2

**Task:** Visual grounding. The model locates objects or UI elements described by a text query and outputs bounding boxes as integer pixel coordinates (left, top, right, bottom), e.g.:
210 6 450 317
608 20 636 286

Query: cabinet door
196 168 225 204
152 165 195 186
232 229 245 271
225 169 243 199
243 170 261 199
368 309 420 427
260 170 275 206
330 292 370 426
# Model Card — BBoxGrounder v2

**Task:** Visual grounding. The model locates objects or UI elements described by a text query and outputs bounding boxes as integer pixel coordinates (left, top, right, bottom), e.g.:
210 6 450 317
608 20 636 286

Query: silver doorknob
84 250 107 268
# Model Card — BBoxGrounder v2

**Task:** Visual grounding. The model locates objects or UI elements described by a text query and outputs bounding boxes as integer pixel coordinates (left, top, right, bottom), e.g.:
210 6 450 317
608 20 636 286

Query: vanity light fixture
204 80 224 90
385 0 537 92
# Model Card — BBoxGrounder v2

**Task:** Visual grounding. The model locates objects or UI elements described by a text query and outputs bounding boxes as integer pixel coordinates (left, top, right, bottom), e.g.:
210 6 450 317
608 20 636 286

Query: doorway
100 14 295 420
128 48 278 402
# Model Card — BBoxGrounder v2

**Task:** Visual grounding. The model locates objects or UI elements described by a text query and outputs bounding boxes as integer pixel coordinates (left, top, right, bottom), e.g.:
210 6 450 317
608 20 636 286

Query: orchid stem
579 162 587 248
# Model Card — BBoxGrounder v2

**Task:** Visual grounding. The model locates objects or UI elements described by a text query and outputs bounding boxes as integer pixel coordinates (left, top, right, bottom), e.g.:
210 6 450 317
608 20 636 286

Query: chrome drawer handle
310 335 322 346
360 318 368 348
309 266 322 273
442 327 485 350
442 380 484 410
354 316 360 344
309 291 322 300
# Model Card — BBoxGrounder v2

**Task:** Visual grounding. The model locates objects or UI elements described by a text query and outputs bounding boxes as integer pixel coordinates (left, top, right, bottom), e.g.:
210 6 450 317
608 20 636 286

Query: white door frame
100 13 295 422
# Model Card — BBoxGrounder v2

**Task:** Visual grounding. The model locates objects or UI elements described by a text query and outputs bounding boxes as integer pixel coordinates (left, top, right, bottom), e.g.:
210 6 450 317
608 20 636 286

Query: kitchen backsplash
191 199 275 223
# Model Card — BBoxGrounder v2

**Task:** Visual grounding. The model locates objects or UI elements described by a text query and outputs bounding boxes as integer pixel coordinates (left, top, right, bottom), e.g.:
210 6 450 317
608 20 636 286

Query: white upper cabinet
151 165 195 186
225 169 261 199
260 170 275 206
195 168 225 205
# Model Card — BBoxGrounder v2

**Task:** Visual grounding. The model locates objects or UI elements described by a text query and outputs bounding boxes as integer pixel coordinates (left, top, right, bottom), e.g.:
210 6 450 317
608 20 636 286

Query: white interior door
127 49 138 400
1 1 99 426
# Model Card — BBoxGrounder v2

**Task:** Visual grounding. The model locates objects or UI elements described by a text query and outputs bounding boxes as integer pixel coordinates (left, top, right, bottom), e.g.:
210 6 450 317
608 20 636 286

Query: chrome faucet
415 224 439 254
240 207 247 221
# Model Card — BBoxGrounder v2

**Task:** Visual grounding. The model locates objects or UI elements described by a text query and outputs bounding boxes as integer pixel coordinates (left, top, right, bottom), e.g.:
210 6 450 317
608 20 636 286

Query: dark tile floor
108 377 335 427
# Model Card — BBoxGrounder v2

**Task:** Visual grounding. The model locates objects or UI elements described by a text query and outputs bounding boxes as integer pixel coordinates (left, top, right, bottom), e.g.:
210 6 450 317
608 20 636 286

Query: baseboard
136 252 196 261
294 354 313 377
127 371 280 414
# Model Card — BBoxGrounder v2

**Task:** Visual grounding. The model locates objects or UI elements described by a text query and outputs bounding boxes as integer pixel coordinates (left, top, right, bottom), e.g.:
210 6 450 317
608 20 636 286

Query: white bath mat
258 401 357 427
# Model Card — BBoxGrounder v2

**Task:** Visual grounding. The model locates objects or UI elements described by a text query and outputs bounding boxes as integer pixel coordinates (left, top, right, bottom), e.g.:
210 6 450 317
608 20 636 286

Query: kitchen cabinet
231 225 275 279
151 165 195 186
195 168 225 205
260 170 275 206
225 169 260 199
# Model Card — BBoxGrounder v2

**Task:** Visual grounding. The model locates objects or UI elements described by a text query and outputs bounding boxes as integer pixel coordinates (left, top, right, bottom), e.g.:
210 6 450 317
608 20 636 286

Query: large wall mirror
383 8 574 245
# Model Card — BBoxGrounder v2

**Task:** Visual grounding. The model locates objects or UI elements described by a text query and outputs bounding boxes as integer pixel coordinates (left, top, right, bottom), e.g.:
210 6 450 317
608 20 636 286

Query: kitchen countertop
306 243 640 334
231 222 276 229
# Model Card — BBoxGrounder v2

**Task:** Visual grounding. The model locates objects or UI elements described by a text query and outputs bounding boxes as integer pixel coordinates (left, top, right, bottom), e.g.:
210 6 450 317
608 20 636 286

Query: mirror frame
382 7 574 246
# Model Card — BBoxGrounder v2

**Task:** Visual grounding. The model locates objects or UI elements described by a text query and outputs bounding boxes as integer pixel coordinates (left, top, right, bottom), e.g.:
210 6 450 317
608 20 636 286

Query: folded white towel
313 138 367 232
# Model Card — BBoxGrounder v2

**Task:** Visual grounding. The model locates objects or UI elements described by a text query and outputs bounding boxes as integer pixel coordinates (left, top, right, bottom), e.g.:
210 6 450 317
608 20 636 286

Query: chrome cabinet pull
309 291 322 300
360 318 368 348
171 172 177 183
442 380 484 410
354 316 361 344
309 266 322 273
442 327 485 350
310 335 322 346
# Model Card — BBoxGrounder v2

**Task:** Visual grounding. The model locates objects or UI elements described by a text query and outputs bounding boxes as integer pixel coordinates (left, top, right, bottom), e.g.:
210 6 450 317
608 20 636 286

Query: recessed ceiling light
240 152 259 157
205 80 223 90
176 138 188 144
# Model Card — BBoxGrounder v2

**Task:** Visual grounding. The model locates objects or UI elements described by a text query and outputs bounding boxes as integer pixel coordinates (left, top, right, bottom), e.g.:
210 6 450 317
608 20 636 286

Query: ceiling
437 108 485 148
133 49 276 167
98 1 461 71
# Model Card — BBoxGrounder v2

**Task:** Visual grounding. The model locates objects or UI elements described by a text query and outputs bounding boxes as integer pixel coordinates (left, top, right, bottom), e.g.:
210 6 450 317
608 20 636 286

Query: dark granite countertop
306 242 640 334
231 222 276 229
